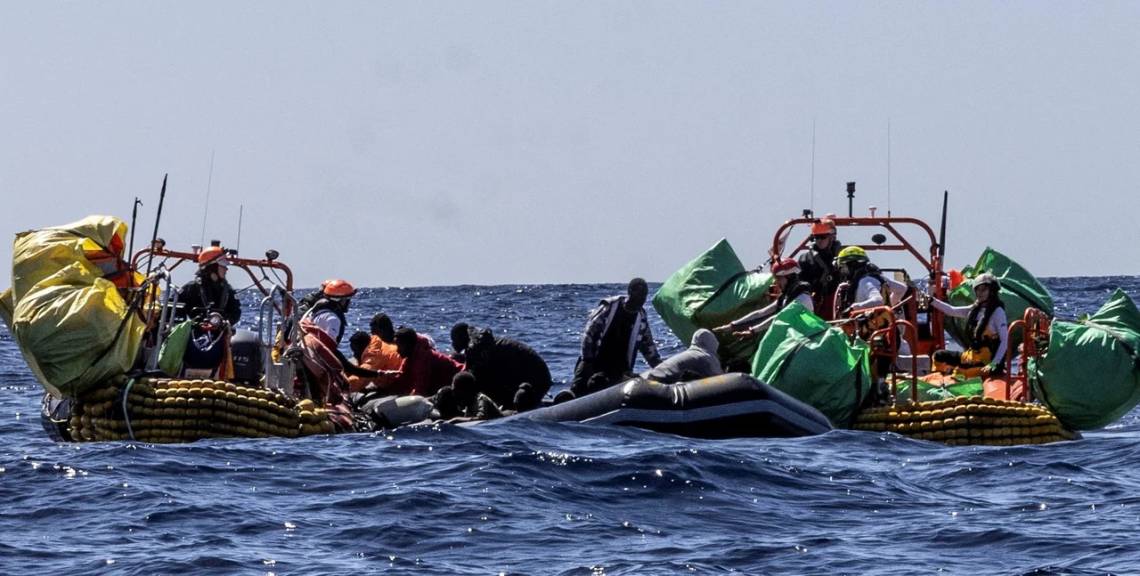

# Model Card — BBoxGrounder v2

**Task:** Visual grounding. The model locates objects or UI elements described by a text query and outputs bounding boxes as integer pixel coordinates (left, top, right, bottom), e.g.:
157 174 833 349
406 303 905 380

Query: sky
2 2 1138 290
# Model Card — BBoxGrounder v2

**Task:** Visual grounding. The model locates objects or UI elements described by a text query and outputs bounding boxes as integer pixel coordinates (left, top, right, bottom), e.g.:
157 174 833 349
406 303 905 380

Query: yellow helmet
836 246 868 264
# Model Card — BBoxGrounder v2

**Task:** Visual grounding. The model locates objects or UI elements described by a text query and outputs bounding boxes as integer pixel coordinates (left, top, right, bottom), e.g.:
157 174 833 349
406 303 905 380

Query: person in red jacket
366 327 462 397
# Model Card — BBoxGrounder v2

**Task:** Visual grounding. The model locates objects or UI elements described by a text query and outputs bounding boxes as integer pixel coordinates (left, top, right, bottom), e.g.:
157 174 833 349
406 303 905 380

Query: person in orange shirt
347 313 405 393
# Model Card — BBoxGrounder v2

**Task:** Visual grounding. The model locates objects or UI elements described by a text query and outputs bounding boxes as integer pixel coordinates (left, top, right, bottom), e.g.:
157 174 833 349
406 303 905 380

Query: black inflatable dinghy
503 373 832 439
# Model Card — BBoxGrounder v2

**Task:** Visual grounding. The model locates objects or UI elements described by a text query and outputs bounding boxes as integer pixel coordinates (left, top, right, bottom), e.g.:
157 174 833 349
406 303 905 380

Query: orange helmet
810 218 836 236
322 279 357 298
771 258 801 277
198 246 229 268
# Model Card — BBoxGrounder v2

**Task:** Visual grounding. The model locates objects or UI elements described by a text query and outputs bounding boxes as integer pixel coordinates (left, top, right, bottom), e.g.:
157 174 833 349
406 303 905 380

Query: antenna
199 149 215 246
236 204 244 254
887 120 892 217
810 119 817 212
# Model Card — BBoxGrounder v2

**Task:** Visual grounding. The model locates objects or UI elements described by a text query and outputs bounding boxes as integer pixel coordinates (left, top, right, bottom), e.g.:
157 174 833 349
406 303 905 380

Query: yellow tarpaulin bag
2 215 146 398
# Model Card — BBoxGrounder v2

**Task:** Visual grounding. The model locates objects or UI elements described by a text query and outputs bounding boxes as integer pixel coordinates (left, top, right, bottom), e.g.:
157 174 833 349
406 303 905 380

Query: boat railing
257 285 298 394
1004 307 1051 402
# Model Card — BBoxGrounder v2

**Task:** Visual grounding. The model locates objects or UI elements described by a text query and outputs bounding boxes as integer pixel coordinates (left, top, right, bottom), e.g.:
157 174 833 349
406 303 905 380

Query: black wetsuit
176 278 242 325
797 241 842 316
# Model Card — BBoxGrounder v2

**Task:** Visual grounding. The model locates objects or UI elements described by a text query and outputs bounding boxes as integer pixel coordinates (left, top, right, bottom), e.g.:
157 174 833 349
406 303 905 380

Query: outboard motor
231 329 264 386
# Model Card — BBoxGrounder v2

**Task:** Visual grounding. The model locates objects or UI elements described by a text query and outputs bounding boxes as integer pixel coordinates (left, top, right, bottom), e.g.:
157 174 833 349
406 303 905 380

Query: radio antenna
236 204 244 254
887 120 892 217
809 119 817 212
199 149 215 246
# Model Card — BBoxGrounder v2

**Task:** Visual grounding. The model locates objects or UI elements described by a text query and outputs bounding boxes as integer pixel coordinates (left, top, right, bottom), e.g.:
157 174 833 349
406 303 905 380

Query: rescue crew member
797 217 843 319
834 246 908 315
175 246 241 325
298 279 379 381
570 278 662 397
714 258 814 338
930 273 1009 377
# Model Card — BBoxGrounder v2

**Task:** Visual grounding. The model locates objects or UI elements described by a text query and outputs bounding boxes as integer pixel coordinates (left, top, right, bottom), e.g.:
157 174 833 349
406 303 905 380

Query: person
175 246 242 325
464 328 552 410
449 322 472 363
797 217 843 320
366 327 462 397
570 278 662 397
348 330 371 364
713 258 815 338
294 279 379 397
346 313 405 393
433 371 503 423
640 328 723 384
930 273 1009 377
833 246 909 315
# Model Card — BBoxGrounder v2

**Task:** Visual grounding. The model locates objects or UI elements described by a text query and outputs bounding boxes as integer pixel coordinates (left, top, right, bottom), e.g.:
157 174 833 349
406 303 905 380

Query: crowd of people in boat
172 217 1010 430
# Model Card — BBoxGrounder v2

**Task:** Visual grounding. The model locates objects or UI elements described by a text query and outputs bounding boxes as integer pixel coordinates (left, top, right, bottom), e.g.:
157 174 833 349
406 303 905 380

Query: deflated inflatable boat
501 373 833 439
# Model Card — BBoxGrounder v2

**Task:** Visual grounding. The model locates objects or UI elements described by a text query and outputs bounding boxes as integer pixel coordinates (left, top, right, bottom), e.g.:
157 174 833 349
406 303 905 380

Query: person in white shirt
930 273 1009 377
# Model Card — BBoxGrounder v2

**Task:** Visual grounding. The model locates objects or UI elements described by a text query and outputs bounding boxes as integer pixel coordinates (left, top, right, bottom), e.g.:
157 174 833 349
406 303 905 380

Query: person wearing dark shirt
570 278 662 397
796 217 844 320
464 328 552 411
175 246 242 326
450 322 472 364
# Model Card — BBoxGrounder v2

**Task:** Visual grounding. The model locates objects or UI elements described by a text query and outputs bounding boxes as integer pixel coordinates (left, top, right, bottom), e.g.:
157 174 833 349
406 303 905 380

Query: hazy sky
2 2 1138 289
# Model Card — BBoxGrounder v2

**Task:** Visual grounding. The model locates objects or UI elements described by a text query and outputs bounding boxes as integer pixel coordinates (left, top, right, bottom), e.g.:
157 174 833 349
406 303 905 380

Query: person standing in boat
570 277 662 397
175 246 242 326
797 217 843 320
713 258 815 339
929 273 1009 377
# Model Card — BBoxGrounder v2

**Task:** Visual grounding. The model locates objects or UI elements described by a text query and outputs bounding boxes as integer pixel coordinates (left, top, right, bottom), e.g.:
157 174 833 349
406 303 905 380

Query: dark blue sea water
3 278 1140 575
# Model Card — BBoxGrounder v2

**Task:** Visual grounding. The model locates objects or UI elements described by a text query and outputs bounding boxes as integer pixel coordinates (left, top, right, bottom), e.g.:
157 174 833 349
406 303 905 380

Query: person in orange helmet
175 245 242 326
797 216 844 320
292 279 380 407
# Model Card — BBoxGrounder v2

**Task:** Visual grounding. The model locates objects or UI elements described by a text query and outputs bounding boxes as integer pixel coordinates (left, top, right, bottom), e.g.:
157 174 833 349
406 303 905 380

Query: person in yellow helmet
833 246 908 315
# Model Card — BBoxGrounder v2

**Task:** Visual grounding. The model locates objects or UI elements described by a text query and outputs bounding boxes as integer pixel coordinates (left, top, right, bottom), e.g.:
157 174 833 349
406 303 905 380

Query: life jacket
965 297 1005 354
777 281 813 309
302 298 347 344
838 264 890 311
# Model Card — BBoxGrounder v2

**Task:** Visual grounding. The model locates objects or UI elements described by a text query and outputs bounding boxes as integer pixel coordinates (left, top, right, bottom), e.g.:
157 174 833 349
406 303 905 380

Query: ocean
3 277 1140 575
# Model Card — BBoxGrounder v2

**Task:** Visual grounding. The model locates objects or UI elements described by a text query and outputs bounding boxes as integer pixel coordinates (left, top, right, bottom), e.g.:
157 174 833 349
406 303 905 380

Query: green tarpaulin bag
158 320 192 376
1029 289 1140 430
653 239 773 365
750 302 871 427
947 247 1054 347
